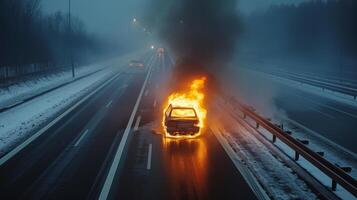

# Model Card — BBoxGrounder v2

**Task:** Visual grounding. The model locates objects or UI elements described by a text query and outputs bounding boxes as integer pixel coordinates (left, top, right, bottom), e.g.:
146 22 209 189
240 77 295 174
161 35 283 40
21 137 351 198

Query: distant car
129 60 144 68
157 48 164 56
164 104 200 136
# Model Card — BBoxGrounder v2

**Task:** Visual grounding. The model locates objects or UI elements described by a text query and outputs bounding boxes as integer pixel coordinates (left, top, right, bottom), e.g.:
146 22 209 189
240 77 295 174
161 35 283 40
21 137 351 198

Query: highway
229 67 357 154
0 51 259 200
274 84 357 153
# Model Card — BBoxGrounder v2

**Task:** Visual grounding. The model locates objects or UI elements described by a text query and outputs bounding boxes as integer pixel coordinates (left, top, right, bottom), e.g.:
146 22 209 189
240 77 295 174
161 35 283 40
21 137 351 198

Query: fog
4 0 355 112
41 0 305 49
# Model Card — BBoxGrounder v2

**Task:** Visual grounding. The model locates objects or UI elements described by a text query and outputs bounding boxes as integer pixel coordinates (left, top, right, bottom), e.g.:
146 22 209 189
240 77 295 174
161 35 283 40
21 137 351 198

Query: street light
133 18 137 23
69 0 75 78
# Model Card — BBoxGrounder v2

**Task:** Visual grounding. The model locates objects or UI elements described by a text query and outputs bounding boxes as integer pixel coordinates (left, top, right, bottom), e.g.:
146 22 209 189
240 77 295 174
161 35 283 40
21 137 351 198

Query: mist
143 0 241 83
223 0 357 122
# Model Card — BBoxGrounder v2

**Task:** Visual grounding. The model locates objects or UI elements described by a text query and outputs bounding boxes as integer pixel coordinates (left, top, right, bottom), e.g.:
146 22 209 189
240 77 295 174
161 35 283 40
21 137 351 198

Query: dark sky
42 0 306 40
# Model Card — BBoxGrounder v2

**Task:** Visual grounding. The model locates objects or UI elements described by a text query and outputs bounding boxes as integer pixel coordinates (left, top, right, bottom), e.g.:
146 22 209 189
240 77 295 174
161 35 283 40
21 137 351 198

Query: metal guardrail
229 97 357 197
257 68 357 99
276 72 357 98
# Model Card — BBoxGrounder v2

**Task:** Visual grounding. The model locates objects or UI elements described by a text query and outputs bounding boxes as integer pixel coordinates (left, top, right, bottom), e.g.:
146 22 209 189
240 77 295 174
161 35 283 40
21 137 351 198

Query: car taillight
194 120 200 126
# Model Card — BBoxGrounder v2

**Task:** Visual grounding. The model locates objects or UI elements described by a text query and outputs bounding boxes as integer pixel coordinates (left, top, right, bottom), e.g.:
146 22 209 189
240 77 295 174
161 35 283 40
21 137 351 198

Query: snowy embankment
0 53 140 110
218 97 356 200
231 67 357 175
211 99 318 200
0 51 142 156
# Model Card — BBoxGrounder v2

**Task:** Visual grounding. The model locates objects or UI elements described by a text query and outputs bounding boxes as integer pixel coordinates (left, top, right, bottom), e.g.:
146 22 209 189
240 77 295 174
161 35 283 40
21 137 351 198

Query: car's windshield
170 108 196 118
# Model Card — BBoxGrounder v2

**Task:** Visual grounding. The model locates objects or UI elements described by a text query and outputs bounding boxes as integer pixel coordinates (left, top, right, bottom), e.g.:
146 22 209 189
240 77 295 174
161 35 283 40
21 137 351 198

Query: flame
163 77 207 137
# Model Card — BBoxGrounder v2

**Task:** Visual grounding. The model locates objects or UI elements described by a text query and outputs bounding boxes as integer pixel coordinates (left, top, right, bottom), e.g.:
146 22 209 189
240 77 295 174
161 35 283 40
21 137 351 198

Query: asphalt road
233 67 357 154
273 79 357 154
0 51 258 200
111 57 258 200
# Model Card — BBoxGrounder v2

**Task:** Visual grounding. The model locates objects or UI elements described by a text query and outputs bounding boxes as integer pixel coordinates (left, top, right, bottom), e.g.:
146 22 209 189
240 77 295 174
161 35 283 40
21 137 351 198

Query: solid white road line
291 91 357 119
105 100 113 108
153 100 157 108
147 144 152 170
284 118 357 158
0 72 121 166
134 115 141 131
74 129 89 147
98 54 154 200
210 126 270 200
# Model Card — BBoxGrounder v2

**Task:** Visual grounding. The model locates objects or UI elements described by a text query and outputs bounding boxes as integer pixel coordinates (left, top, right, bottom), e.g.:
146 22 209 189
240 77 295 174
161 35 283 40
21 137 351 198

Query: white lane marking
309 106 335 119
284 118 357 158
74 129 89 147
210 127 270 200
147 144 152 170
153 100 157 108
105 100 113 108
0 72 121 166
290 91 357 119
144 89 149 96
134 115 142 131
98 54 154 200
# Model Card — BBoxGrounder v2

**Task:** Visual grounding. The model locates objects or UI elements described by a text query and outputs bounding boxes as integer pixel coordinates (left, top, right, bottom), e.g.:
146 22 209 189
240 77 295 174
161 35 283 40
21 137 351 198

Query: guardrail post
336 164 352 173
331 180 337 191
256 122 259 129
298 139 309 145
316 151 324 156
272 135 276 143
294 151 299 161
340 167 352 173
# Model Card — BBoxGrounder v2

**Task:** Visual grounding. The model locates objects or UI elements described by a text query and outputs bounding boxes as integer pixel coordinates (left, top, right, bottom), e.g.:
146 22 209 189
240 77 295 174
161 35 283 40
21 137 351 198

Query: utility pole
69 0 75 78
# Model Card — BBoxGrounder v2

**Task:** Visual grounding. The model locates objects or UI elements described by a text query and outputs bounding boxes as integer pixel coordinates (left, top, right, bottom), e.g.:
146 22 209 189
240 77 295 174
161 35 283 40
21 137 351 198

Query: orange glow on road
162 137 208 199
163 77 207 138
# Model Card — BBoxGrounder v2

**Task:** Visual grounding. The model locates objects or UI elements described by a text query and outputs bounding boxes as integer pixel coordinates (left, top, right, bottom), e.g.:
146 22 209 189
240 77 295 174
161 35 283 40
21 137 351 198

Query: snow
0 51 144 156
222 99 356 200
0 52 143 110
221 59 357 199
210 99 318 200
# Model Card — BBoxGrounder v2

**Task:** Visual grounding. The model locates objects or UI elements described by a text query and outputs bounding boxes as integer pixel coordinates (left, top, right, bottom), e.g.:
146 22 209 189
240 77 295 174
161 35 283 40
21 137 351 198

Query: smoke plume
145 0 241 79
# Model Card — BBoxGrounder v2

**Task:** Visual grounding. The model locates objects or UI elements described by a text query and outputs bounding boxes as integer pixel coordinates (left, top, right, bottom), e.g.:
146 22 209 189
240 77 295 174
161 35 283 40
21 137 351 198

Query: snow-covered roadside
222 98 356 200
0 50 146 109
282 118 357 177
0 51 146 157
251 120 356 200
0 67 116 156
210 99 318 200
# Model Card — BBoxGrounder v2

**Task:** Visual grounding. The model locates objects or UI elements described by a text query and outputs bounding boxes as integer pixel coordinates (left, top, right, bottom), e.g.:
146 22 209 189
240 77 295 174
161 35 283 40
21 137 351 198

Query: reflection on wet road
162 138 208 200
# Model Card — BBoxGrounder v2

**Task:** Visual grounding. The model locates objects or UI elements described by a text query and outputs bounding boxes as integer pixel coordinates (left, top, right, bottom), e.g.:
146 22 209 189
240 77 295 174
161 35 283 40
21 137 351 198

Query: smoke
145 0 241 79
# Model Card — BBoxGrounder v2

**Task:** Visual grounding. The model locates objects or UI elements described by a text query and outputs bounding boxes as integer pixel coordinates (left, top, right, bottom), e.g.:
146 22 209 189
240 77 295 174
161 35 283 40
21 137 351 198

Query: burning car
164 104 200 136
162 77 207 138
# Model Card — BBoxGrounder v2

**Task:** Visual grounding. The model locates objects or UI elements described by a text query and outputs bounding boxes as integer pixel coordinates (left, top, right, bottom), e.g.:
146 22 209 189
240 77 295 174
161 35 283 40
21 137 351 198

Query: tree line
0 0 102 79
241 0 357 70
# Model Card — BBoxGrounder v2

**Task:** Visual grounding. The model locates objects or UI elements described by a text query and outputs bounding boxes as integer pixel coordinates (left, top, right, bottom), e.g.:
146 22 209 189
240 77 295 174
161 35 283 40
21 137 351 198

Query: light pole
69 0 75 78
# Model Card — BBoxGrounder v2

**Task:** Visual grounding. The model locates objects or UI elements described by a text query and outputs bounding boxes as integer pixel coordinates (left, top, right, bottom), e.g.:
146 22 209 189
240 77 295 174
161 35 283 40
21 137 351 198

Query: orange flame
163 77 207 137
